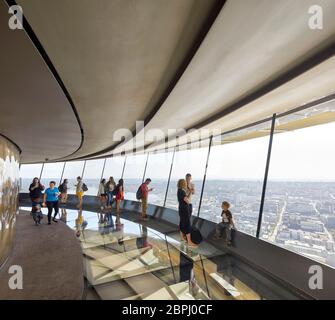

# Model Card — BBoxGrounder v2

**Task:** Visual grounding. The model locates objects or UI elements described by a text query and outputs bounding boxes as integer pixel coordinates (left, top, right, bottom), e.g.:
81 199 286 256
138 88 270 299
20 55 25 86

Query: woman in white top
98 179 107 209
186 173 195 215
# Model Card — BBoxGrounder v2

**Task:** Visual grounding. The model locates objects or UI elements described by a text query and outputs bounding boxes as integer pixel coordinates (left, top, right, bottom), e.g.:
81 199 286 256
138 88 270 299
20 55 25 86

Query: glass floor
20 206 304 300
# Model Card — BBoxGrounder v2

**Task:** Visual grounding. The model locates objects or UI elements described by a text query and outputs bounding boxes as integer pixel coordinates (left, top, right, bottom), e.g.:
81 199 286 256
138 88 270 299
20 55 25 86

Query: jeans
107 191 114 206
216 222 232 241
47 201 59 223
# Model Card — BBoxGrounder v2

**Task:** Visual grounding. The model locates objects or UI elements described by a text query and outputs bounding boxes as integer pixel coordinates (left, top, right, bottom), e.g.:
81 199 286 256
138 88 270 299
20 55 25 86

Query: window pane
123 154 147 201
144 150 174 207
200 122 271 236
19 164 43 191
82 159 105 195
103 157 125 182
61 161 85 194
40 162 65 187
262 102 335 269
165 140 210 215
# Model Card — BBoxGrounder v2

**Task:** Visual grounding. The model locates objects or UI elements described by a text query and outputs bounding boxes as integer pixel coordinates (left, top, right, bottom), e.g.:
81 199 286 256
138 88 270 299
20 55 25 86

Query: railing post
100 158 107 181
256 114 276 238
39 162 45 180
197 136 213 218
59 162 66 185
142 153 150 183
163 147 176 207
81 160 87 179
121 156 127 179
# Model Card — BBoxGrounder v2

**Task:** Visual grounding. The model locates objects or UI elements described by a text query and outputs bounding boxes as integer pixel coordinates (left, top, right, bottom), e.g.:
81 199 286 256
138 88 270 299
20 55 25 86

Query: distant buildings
20 177 335 269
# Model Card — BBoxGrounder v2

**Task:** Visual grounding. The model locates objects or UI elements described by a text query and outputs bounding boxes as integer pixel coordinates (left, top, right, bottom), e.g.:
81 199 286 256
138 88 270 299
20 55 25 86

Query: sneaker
48 222 51 225
52 218 58 223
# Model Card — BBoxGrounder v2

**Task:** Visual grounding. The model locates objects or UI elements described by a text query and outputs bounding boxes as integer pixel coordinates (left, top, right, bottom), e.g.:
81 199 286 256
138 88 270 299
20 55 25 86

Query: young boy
213 201 236 245
31 204 43 226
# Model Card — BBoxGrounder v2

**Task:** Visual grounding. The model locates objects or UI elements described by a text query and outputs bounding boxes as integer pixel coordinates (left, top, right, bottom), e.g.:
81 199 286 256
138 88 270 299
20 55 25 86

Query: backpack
191 227 203 245
136 185 143 200
82 183 88 192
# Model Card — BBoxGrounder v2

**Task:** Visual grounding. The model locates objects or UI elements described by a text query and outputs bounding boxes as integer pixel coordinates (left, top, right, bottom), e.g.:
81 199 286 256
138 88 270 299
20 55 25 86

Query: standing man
139 178 153 220
186 173 195 215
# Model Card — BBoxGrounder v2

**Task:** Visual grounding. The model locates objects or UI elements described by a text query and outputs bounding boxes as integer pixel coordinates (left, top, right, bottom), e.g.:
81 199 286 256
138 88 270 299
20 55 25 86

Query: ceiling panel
0 1 82 163
18 0 220 160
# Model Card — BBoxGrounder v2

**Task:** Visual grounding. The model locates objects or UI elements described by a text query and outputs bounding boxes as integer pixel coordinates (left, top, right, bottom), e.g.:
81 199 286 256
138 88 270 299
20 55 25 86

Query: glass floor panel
20 206 304 300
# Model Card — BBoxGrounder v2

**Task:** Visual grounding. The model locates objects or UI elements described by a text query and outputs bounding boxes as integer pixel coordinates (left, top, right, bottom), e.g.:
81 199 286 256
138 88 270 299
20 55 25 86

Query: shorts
76 191 84 199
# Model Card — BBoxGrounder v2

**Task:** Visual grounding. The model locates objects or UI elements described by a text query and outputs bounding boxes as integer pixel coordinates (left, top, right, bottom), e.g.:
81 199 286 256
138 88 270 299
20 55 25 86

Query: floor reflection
19 206 300 300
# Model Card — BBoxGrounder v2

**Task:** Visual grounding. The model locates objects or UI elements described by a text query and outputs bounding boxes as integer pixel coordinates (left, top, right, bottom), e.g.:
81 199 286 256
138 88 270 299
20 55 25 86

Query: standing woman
106 177 116 208
177 179 197 247
59 179 69 204
186 173 195 215
42 181 60 225
98 178 107 209
29 177 45 207
75 176 84 209
115 179 124 215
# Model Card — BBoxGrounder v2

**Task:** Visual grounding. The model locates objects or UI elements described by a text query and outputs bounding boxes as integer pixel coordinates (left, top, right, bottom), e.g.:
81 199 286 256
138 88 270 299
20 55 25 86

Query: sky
19 121 335 181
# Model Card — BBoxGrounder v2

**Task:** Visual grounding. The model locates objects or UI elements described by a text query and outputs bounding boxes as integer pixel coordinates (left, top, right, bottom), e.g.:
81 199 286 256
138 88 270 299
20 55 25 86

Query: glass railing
19 99 335 270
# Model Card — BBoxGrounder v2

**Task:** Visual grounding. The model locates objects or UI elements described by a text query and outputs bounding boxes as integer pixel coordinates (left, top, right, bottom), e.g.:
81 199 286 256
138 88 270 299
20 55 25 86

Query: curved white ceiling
111 0 335 155
17 0 220 160
0 1 82 163
4 0 335 162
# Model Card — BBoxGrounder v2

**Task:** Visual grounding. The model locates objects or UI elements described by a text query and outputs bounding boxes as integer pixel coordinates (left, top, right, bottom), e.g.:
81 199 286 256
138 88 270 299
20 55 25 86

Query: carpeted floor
0 211 84 300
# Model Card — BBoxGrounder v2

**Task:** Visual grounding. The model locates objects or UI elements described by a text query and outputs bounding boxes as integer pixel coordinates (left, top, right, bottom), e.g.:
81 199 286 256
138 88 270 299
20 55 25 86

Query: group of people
177 173 236 247
28 172 236 247
98 176 153 221
98 177 124 214
28 176 86 225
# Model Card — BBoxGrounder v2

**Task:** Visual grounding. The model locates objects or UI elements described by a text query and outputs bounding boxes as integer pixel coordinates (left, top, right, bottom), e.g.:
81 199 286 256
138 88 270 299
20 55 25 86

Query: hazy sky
20 121 335 181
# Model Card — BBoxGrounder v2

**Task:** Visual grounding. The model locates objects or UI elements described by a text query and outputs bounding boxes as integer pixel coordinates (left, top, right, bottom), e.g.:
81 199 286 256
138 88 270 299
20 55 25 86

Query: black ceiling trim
4 0 84 160
69 0 227 161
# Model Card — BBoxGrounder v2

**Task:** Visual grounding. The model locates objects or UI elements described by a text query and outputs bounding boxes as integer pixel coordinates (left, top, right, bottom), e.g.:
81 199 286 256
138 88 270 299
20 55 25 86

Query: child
213 201 236 245
31 204 43 226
